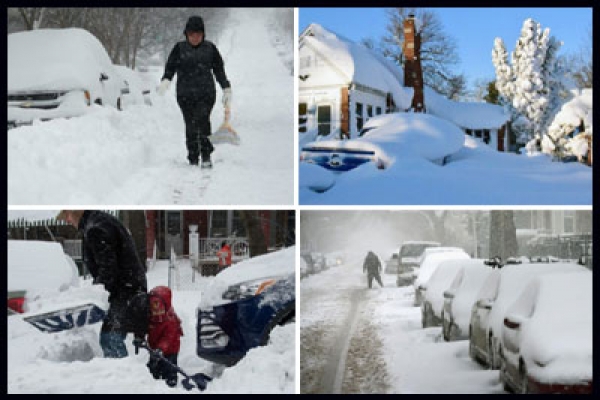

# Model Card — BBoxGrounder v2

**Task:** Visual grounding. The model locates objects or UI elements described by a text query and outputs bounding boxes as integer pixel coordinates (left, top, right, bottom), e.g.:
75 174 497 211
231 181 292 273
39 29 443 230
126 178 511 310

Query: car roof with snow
415 250 470 287
8 28 117 93
8 240 79 295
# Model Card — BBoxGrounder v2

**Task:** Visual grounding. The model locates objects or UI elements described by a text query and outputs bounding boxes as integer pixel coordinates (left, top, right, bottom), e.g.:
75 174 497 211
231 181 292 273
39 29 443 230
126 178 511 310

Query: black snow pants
367 272 384 289
177 95 215 164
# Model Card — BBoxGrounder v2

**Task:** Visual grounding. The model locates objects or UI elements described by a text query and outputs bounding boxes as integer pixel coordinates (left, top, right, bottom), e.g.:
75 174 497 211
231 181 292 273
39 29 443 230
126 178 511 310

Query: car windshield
400 244 435 257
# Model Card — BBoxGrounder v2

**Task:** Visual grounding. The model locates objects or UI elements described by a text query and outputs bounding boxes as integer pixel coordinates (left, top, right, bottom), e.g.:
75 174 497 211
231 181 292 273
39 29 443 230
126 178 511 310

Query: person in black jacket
158 15 232 169
57 210 148 358
363 251 384 289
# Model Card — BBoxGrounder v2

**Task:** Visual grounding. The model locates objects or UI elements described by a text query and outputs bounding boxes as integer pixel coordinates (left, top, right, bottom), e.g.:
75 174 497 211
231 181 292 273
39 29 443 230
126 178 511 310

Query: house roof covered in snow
300 23 510 130
300 23 414 110
425 87 510 130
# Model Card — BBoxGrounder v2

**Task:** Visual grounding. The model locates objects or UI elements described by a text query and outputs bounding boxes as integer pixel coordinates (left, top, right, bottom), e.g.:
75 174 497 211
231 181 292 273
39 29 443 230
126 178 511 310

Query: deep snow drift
7 246 296 394
7 8 294 206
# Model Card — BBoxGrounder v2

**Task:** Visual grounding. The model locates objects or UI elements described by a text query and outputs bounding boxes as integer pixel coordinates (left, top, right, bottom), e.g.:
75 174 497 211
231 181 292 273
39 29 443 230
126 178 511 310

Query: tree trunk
489 210 518 261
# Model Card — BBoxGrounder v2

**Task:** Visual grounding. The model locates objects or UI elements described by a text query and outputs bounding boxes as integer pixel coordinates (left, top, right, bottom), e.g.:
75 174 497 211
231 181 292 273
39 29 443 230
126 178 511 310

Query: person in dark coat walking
363 251 384 289
158 15 232 168
57 210 148 358
144 286 184 388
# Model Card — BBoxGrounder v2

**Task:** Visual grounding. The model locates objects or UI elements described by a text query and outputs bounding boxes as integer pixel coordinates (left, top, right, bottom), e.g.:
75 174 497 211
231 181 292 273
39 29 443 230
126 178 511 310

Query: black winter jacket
162 39 230 102
79 211 148 299
363 251 382 275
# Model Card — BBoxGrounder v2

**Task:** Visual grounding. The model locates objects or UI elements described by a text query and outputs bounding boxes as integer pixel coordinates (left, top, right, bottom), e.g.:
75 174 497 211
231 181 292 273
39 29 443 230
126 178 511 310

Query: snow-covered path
301 257 504 394
7 8 294 206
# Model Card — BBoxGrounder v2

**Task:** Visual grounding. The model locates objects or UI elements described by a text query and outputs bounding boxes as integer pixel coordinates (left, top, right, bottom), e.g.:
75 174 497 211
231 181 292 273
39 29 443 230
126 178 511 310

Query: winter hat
184 15 204 35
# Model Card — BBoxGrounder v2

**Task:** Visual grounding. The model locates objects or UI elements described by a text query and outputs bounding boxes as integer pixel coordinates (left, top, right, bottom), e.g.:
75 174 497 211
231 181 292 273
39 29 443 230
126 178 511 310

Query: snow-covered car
420 258 468 328
299 112 465 172
384 253 400 274
7 240 80 314
441 260 493 342
113 65 153 108
468 261 587 370
325 251 345 267
196 247 295 366
499 271 592 394
8 28 126 128
396 241 441 286
413 248 470 306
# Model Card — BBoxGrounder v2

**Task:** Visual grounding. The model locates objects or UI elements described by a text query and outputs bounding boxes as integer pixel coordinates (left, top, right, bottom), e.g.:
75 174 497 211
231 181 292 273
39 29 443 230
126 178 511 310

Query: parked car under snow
196 248 295 366
441 259 493 342
395 241 440 286
413 247 470 306
299 113 465 172
8 28 126 128
499 271 592 394
468 261 587 370
7 240 80 315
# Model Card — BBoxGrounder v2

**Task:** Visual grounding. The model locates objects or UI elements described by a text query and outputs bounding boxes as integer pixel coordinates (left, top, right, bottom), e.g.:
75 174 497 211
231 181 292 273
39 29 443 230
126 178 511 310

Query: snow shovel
211 107 240 145
137 341 212 391
23 303 106 333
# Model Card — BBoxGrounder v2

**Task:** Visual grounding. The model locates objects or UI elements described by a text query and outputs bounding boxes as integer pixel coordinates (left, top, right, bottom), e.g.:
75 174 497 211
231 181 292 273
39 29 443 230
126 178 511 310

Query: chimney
403 14 425 112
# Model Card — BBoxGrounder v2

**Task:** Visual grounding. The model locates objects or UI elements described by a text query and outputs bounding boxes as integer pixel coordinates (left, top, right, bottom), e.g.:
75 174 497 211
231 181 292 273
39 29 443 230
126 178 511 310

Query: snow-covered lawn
301 255 505 394
7 251 295 394
299 136 592 205
7 8 293 206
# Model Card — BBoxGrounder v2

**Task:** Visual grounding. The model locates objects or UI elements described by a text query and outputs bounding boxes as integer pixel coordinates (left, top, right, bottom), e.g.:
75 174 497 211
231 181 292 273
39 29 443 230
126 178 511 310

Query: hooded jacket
363 251 382 275
162 16 230 102
79 210 147 299
147 286 184 356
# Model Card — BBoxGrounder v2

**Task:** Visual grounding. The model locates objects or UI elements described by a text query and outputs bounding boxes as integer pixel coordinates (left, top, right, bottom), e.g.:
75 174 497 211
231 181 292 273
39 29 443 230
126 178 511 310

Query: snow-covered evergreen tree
492 18 568 153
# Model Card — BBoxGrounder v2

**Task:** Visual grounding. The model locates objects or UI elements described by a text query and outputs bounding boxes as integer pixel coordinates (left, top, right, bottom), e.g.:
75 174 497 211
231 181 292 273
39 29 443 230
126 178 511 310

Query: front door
165 211 182 255
317 104 331 136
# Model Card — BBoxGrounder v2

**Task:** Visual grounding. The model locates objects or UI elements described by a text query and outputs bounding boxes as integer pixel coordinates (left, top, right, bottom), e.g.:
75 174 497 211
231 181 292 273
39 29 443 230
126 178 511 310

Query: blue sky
299 7 592 91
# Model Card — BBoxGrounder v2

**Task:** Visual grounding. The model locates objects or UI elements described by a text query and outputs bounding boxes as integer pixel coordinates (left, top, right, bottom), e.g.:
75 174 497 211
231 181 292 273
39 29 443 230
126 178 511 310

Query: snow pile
299 132 592 205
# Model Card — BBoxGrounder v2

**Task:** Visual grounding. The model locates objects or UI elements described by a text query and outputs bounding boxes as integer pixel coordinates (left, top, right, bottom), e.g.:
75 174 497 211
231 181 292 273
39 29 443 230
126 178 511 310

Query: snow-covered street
7 251 295 394
301 259 504 394
7 8 294 206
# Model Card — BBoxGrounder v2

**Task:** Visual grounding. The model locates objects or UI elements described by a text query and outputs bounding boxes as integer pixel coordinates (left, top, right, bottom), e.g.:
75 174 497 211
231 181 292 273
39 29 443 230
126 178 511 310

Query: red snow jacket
217 244 232 267
147 286 183 356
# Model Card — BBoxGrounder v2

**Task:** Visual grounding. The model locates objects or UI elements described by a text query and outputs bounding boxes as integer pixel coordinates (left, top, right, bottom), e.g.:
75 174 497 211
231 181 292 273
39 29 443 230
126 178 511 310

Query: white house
299 23 512 151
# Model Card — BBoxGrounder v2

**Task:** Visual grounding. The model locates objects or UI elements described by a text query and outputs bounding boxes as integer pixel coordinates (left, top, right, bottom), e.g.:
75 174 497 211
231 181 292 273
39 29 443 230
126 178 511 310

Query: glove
157 79 170 96
222 87 232 108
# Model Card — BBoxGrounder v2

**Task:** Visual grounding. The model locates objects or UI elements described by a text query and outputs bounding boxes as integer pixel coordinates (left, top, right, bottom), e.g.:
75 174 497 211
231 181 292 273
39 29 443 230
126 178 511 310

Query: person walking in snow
157 15 232 169
216 241 232 272
363 250 384 289
57 210 148 358
141 286 184 388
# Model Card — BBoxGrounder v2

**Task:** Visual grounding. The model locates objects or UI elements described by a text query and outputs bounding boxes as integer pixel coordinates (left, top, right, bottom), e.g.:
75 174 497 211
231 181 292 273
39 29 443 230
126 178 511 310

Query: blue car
300 145 376 172
196 273 295 366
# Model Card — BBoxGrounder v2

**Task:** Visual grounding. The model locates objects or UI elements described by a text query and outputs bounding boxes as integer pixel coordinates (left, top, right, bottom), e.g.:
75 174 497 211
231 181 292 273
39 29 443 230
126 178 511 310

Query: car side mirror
443 290 454 299
503 314 524 330
100 73 109 82
476 298 493 310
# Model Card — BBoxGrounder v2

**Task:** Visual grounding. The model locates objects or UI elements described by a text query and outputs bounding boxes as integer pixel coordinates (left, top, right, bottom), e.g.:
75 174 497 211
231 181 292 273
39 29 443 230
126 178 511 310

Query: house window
317 105 331 136
356 102 364 131
210 211 228 237
299 103 307 133
367 105 373 119
232 211 247 237
465 129 472 136
376 107 382 115
483 129 490 144
474 130 482 138
563 211 575 233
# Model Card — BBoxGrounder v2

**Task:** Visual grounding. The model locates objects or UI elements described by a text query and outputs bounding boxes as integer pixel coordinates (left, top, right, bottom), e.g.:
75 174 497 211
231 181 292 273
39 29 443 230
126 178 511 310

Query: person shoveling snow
157 15 233 169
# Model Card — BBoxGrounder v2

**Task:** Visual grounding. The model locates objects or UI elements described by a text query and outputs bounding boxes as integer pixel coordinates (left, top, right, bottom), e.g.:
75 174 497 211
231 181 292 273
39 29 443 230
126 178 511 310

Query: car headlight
222 277 279 301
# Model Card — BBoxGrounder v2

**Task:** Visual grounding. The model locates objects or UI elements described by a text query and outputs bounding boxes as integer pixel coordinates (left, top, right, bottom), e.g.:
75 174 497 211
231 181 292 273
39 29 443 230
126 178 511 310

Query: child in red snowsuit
146 286 184 387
